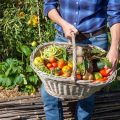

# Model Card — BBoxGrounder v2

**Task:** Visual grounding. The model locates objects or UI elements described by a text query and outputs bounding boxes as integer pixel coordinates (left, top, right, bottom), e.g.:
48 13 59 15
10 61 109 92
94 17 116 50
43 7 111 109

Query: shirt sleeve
44 0 58 17
107 0 120 27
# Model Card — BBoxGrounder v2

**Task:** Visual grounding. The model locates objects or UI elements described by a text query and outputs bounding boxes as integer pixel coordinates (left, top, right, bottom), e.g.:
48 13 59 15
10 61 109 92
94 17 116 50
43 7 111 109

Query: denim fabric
41 33 108 120
55 33 108 50
41 84 64 120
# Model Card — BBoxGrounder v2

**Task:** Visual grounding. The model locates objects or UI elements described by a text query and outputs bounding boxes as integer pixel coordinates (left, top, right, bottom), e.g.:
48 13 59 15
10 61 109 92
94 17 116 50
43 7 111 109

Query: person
41 0 120 120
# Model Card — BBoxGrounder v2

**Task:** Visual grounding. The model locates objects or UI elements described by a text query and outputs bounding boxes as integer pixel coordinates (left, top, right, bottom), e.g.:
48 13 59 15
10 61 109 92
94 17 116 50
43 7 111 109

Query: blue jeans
41 33 108 120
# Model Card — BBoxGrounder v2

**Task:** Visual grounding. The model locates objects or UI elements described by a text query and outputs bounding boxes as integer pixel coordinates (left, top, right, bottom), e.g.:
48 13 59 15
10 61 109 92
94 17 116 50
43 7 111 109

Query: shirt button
76 2 78 4
74 22 76 25
76 12 78 14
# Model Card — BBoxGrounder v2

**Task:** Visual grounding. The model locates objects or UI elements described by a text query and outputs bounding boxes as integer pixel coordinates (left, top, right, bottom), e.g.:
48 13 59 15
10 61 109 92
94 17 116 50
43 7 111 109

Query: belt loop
89 33 93 38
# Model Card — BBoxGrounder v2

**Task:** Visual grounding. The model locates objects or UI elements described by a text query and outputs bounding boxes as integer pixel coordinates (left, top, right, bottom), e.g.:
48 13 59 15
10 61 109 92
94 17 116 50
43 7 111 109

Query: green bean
42 45 68 60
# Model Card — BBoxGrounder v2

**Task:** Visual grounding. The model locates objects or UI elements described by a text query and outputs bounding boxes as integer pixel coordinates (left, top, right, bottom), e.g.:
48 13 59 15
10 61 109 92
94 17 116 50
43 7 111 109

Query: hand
61 21 78 40
106 47 119 74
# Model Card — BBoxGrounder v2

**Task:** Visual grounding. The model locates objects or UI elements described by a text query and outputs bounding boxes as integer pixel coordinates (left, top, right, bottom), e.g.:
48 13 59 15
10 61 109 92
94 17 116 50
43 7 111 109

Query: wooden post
36 0 41 43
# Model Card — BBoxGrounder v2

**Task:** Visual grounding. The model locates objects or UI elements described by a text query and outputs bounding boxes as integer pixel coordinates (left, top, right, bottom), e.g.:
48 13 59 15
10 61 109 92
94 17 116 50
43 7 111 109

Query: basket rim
30 42 117 86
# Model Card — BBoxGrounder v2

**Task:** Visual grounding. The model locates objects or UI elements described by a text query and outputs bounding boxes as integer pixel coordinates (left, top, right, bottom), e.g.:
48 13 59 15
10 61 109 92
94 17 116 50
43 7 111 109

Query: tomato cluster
45 56 71 77
33 56 110 83
41 56 81 79
93 68 110 83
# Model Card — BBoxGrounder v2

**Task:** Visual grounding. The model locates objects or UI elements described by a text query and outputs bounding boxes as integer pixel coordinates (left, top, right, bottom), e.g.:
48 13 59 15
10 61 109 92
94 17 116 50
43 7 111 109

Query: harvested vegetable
33 44 111 83
82 71 93 80
77 56 83 64
62 65 72 73
76 46 84 56
62 72 71 77
93 72 103 80
33 57 44 66
37 64 50 74
49 56 56 63
42 45 68 60
100 68 110 77
76 74 82 79
58 59 66 69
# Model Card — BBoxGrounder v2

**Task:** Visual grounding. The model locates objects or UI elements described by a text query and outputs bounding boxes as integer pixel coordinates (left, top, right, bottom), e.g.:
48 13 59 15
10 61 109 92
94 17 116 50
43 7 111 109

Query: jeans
41 33 108 120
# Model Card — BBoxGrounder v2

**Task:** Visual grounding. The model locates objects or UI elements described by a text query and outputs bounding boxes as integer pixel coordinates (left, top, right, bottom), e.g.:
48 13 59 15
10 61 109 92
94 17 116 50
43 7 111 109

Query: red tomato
49 67 55 71
49 56 56 63
46 63 53 69
52 62 58 68
100 68 110 77
58 59 66 69
76 74 82 80
55 71 61 76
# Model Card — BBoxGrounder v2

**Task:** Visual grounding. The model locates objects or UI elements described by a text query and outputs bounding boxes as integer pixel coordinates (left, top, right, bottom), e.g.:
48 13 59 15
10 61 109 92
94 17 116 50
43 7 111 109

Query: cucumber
96 61 105 69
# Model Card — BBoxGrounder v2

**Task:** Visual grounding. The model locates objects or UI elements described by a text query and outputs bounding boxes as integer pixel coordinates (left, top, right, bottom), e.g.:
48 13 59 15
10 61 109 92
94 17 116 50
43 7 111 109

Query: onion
82 71 93 80
88 73 93 80
76 46 84 56
77 56 83 64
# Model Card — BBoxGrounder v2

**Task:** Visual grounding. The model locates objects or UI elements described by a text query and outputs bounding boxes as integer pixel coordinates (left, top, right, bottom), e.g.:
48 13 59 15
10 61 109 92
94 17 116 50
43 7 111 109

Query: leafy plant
0 58 40 93
0 0 55 94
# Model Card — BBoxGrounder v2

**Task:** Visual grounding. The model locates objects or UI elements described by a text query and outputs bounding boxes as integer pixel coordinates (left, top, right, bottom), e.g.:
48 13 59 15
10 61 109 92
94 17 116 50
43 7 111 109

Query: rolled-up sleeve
44 0 58 17
107 0 120 27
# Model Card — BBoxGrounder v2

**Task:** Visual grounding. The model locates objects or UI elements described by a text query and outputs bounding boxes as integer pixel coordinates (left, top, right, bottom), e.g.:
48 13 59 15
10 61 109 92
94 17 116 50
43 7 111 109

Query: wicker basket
30 34 117 99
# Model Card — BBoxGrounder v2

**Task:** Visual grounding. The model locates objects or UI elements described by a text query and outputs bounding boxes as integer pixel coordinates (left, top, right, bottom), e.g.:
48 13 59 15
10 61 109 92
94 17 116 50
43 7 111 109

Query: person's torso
56 0 107 33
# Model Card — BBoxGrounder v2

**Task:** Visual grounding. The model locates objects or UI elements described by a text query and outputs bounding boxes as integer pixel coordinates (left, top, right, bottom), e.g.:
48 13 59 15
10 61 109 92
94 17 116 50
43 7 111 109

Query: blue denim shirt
44 0 120 33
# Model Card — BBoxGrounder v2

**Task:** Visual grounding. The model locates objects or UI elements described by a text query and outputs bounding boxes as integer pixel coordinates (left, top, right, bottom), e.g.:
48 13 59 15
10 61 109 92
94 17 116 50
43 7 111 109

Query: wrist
59 19 68 27
110 41 119 51
110 45 119 51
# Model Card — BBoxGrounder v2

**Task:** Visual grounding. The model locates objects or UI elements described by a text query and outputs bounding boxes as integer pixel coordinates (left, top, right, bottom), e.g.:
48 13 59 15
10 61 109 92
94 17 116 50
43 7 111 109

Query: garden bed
0 87 27 101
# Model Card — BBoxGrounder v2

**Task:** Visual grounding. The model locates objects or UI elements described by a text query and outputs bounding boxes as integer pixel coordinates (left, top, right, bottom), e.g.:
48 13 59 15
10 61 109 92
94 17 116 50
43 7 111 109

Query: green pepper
93 72 103 80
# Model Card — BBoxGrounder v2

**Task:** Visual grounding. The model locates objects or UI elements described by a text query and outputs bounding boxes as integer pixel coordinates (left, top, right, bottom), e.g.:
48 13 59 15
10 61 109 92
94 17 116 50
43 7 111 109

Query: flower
32 15 39 27
27 15 39 27
27 19 32 25
19 11 25 18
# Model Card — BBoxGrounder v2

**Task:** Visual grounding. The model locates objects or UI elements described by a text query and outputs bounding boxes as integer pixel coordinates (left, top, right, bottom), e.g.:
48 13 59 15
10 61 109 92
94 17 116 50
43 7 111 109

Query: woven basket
30 34 117 99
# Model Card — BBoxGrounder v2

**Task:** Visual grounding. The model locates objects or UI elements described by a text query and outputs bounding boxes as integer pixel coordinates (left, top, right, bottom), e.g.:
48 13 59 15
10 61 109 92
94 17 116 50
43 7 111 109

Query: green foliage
0 0 55 94
0 0 55 60
0 58 40 93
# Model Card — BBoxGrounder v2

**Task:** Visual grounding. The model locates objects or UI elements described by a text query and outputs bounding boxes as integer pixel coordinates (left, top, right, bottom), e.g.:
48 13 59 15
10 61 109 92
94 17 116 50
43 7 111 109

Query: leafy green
0 75 12 88
91 47 106 57
29 75 39 85
21 85 36 94
84 58 90 70
0 58 23 76
77 63 85 75
26 65 33 73
14 74 27 86
100 57 112 68
20 45 32 56
0 58 39 93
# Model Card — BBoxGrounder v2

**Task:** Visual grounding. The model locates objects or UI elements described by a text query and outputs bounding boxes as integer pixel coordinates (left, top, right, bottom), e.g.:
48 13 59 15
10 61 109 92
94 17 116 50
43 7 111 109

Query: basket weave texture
30 40 117 99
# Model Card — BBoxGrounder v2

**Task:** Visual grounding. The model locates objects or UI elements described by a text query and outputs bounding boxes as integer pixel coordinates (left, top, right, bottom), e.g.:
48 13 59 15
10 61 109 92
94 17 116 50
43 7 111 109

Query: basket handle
71 32 77 82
